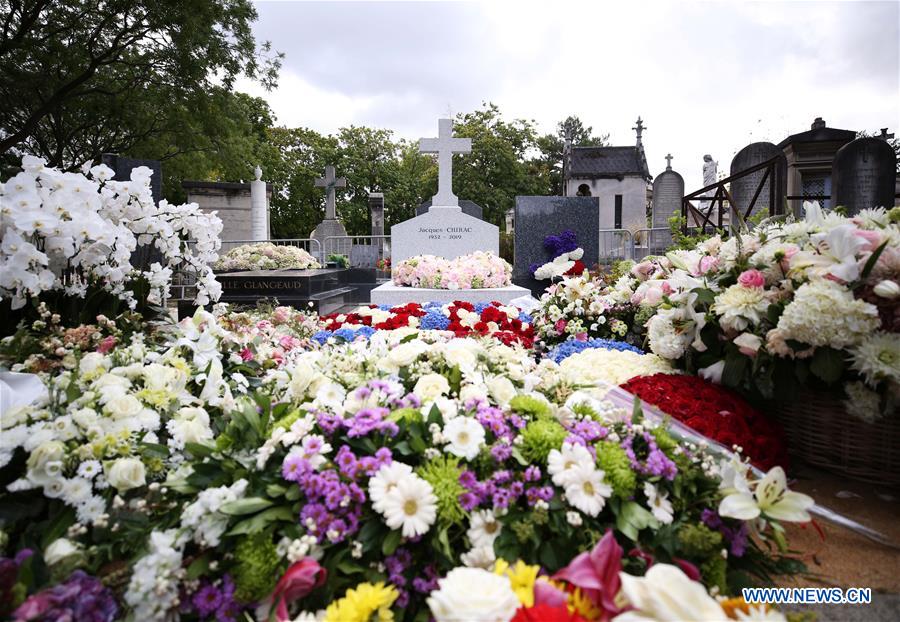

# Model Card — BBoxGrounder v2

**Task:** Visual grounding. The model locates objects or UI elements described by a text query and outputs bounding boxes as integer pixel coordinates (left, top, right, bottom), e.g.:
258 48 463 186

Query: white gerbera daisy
442 417 485 461
467 509 502 548
381 474 438 538
547 442 594 487
61 477 93 506
77 460 102 480
850 332 900 387
643 482 674 524
368 462 414 513
564 464 612 517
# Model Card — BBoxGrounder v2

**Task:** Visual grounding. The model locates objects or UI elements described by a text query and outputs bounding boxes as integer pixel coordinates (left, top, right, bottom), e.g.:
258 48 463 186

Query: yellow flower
570 587 602 621
324 582 398 622
493 560 540 607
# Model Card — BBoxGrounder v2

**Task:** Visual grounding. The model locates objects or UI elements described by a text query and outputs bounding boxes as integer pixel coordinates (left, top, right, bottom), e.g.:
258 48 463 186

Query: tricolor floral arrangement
0 303 810 621
531 230 587 281
0 156 223 312
215 243 320 272
612 202 899 419
392 251 512 289
320 301 535 347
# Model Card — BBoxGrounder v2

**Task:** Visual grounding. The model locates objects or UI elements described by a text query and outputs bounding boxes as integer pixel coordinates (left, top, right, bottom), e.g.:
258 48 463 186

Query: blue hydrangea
377 304 393 310
312 331 332 345
420 312 451 330
474 302 491 313
356 326 376 340
333 328 359 342
518 312 533 324
549 338 644 363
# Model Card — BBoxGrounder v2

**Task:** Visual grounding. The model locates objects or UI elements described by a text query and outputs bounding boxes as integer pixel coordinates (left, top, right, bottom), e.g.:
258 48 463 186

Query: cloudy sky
238 0 899 190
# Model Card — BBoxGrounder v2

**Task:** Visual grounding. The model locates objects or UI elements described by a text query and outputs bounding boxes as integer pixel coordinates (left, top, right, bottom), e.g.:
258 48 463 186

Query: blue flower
420 312 450 330
518 312 533 324
474 302 491 313
333 328 359 342
356 326 376 340
549 338 644 363
312 331 332 345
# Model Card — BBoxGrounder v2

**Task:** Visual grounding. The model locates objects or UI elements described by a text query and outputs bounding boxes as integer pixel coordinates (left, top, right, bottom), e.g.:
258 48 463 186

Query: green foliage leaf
810 347 845 384
382 529 402 557
219 497 274 516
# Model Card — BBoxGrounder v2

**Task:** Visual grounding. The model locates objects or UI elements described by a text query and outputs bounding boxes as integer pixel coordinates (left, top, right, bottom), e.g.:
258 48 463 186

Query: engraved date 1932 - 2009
419 226 472 240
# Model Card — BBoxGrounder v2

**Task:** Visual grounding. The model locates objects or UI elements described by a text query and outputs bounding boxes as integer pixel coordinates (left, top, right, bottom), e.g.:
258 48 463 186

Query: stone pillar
369 193 385 236
250 165 268 240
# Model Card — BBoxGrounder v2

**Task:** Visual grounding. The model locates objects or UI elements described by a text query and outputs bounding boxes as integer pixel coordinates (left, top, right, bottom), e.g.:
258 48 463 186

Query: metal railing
632 228 673 260
598 229 633 263
322 235 391 268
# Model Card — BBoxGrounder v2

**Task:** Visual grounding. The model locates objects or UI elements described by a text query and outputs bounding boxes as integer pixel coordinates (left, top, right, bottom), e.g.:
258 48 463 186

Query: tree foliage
0 0 281 169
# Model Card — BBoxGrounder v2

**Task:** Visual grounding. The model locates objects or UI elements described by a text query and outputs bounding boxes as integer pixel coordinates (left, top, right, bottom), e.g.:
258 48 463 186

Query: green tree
534 115 609 195
0 0 281 168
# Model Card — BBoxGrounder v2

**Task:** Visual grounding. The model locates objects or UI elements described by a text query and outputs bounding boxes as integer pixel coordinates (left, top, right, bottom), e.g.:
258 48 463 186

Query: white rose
486 375 516 406
105 394 144 420
873 280 900 299
44 537 82 566
26 440 65 484
387 341 428 368
289 360 318 399
78 352 107 375
106 457 146 492
414 374 451 402
442 341 479 370
427 567 519 622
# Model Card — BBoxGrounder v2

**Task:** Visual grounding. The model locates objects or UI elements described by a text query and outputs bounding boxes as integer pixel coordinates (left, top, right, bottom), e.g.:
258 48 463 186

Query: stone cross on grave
419 118 472 208
633 116 646 146
315 165 346 220
665 153 673 170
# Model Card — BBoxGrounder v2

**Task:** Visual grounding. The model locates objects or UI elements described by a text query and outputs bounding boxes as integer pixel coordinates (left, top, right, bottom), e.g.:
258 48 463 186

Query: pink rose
737 269 765 289
271 558 327 621
96 335 117 354
699 256 719 275
555 319 567 334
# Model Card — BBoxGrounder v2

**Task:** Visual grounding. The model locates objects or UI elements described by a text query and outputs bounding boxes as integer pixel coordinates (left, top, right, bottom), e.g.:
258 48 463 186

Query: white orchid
719 466 814 523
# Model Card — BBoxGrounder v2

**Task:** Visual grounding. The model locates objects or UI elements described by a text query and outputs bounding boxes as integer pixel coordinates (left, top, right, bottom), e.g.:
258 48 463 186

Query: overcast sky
237 0 899 190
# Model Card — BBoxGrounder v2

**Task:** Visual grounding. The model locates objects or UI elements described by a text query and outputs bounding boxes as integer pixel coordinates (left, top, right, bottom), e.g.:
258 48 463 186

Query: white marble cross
315 165 346 219
419 118 472 208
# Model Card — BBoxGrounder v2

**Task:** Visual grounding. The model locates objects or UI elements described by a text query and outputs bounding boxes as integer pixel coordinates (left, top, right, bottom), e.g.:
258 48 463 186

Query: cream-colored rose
44 537 82 566
383 340 427 371
105 394 144 420
442 340 479 370
486 375 516 406
459 383 488 404
106 457 146 491
289 360 318 399
26 440 65 484
173 407 212 444
414 374 450 402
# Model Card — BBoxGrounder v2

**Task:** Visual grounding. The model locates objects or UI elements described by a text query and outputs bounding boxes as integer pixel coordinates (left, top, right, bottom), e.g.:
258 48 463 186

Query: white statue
702 154 717 187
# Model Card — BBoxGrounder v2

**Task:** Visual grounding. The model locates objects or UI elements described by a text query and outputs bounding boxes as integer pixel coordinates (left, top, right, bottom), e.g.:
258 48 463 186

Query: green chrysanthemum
416 455 466 526
389 407 423 424
701 554 728 593
233 532 282 602
595 440 636 498
520 418 567 463
509 394 552 419
677 523 723 558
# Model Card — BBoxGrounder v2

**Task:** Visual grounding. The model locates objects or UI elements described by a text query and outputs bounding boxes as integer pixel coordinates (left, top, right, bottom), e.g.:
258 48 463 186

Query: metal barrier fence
598 229 633 263
633 228 673 260
322 235 391 268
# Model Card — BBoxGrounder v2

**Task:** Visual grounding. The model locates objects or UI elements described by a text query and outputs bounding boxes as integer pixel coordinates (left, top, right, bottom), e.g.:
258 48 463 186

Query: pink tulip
271 558 327 621
553 529 624 620
737 269 766 289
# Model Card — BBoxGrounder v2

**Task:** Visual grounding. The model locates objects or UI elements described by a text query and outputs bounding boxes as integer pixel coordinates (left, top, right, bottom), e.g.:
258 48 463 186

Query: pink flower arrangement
392 252 512 289
737 269 766 288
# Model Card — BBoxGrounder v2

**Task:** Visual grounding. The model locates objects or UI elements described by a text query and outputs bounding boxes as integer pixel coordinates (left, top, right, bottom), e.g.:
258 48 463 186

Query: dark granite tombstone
651 162 684 228
101 153 162 204
416 199 483 220
832 137 897 215
216 268 353 315
729 143 787 217
514 196 600 296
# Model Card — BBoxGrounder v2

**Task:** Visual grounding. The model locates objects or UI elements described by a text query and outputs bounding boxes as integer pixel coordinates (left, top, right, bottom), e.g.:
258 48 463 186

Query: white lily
809 224 868 282
615 563 728 621
719 466 814 522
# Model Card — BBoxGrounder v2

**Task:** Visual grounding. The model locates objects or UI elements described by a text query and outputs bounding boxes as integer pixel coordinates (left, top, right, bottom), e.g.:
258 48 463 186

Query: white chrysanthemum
560 348 677 386
643 481 674 524
76 496 107 524
547 442 595 487
712 284 769 332
849 332 900 387
61 477 93 506
442 417 485 461
367 462 415 513
777 280 880 349
467 509 502 548
381 473 438 537
564 464 612 517
844 381 883 424
427 567 520 622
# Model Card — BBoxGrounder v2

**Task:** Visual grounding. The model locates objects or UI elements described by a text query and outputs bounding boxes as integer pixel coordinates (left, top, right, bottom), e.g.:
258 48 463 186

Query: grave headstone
184 180 272 242
729 142 787 217
101 153 162 204
310 165 349 259
651 154 684 228
832 137 897 215
250 165 269 240
513 196 600 297
369 193 385 236
416 199 483 220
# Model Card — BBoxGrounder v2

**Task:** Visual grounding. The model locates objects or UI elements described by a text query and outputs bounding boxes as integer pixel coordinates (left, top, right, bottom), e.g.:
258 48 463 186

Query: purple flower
282 454 311 482
490 444 512 462
12 570 118 622
459 492 480 511
193 584 223 617
524 466 541 482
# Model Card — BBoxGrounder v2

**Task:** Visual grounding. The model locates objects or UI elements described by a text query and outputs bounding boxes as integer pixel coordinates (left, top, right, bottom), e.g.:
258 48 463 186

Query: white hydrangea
125 530 185 621
179 479 249 547
777 280 880 349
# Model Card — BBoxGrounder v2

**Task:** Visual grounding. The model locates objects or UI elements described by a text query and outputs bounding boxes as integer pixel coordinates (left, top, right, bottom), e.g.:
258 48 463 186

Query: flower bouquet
0 156 223 324
320 301 535 347
0 305 810 620
530 230 587 281
215 243 320 272
392 252 512 289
